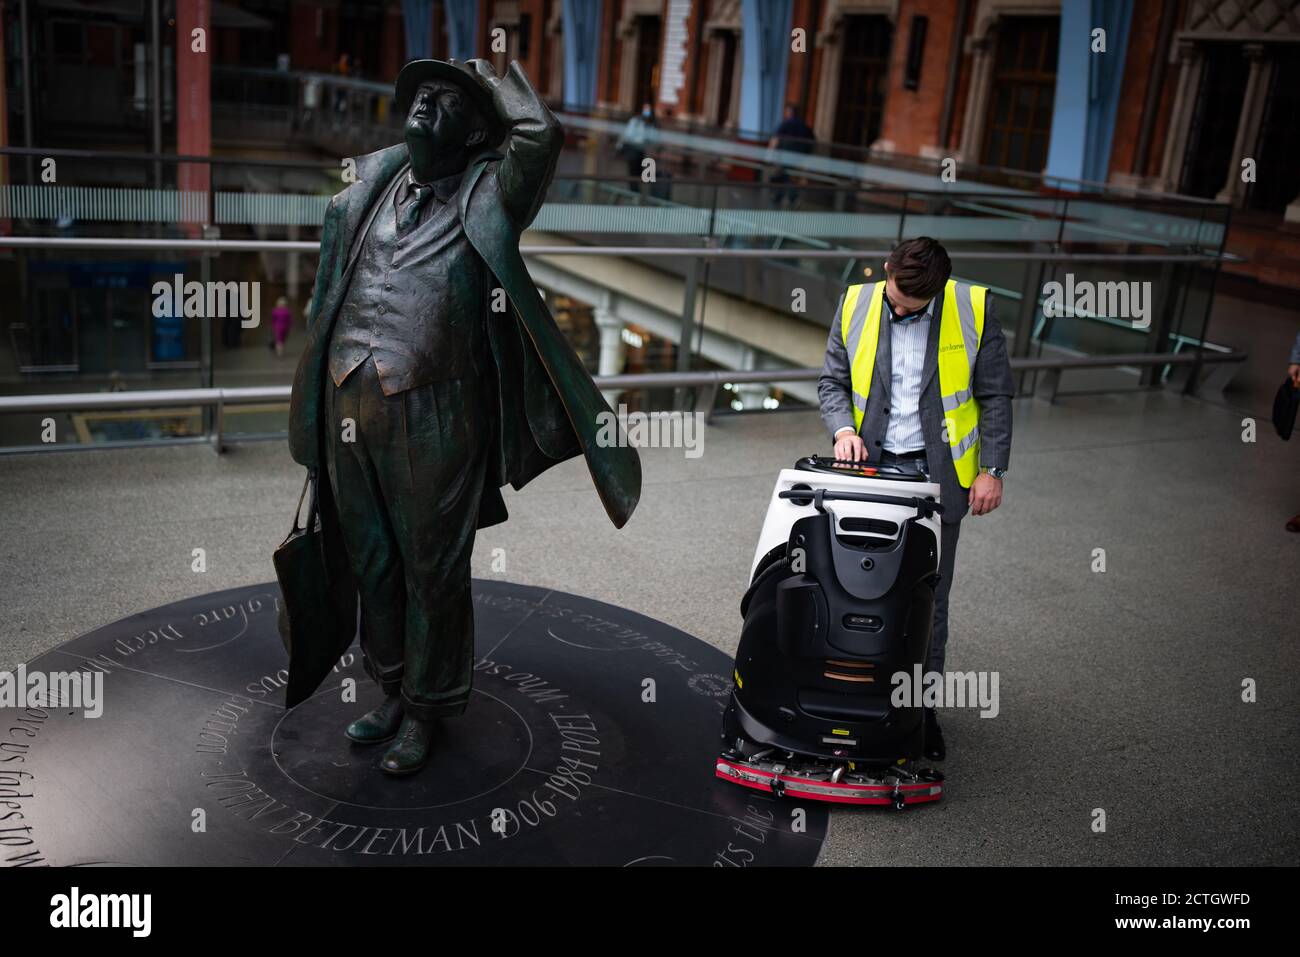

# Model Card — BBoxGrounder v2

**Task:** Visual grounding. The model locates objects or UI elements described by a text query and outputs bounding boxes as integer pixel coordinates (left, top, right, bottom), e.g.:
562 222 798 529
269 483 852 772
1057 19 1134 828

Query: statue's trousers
324 353 491 719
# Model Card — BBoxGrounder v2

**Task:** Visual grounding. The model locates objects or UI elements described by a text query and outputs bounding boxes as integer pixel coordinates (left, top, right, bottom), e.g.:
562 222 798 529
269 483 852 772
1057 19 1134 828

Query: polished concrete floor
1 389 1297 866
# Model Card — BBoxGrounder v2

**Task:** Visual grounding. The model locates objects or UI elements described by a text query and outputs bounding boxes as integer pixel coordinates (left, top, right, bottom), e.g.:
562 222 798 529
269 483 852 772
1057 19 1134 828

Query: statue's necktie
398 183 434 231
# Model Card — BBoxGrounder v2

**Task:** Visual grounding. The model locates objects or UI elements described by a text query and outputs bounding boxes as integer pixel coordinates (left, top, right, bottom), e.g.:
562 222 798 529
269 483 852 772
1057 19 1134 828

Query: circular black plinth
4 581 827 866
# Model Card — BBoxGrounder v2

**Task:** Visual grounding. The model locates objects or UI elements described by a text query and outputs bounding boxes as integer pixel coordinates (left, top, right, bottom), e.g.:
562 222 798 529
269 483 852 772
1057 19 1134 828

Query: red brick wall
1108 0 1166 178
176 0 211 231
380 4 403 80
596 0 624 107
430 3 445 59
694 0 714 118
519 0 547 81
1223 222 1300 289
806 2 827 131
0 0 10 235
478 0 493 58
782 0 810 111
948 14 974 154
686 1 711 117
289 1 338 72
879 0 964 155
1139 0 1188 181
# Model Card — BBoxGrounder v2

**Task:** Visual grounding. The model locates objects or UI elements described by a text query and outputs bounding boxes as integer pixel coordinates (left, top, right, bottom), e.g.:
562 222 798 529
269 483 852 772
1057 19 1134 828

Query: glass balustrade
0 145 1231 451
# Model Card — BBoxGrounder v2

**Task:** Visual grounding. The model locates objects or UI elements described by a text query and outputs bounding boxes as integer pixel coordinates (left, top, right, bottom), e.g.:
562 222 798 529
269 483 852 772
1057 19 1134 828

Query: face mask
885 291 928 322
641 108 651 118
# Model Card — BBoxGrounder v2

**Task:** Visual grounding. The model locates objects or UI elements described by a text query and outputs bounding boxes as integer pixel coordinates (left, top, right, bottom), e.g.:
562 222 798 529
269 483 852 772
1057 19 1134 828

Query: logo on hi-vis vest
940 343 965 353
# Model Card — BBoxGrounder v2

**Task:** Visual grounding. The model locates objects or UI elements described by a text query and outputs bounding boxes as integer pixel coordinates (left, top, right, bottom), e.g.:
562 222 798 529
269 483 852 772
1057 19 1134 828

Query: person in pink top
271 296 293 357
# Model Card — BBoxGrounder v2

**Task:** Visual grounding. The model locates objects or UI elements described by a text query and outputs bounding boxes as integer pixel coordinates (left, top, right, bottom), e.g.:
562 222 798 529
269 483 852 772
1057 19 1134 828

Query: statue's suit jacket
287 62 640 590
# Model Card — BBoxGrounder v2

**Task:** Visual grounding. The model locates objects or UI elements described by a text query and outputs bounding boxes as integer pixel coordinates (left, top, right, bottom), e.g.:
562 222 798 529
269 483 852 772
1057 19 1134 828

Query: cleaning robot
716 455 945 808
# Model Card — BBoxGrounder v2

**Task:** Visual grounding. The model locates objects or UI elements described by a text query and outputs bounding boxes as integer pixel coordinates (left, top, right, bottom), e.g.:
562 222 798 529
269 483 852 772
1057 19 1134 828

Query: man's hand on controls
833 426 1005 515
833 428 866 462
968 471 1003 516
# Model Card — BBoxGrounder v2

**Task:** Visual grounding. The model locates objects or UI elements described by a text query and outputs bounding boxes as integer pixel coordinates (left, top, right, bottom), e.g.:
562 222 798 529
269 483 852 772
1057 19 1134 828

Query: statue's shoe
380 716 435 776
344 695 404 744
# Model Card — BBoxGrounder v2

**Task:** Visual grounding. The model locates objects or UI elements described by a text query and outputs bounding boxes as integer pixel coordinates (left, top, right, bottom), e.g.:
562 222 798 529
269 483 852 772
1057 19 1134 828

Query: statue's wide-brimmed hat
394 59 506 146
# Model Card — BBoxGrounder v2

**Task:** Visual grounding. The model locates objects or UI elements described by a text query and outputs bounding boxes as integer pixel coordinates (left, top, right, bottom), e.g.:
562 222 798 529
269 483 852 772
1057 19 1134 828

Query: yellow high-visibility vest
838 279 987 488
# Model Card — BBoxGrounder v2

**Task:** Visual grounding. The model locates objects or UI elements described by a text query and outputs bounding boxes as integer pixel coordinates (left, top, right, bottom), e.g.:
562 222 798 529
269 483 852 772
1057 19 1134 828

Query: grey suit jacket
817 284 1014 524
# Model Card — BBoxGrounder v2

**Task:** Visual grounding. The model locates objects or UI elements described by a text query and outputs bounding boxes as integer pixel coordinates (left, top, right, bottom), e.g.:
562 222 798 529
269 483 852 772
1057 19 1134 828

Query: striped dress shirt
882 297 934 453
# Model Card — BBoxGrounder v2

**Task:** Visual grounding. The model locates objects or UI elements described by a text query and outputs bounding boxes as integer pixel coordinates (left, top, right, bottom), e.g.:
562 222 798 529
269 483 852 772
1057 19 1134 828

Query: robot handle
796 455 926 481
781 488 944 520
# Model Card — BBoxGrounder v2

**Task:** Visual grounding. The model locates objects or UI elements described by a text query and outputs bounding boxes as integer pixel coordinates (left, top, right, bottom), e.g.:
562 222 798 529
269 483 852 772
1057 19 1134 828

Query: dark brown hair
886 237 951 300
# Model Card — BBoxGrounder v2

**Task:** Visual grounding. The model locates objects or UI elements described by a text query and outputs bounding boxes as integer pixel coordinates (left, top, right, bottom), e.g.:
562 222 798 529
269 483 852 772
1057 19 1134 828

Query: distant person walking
271 296 293 357
333 53 351 116
1286 331 1300 532
768 103 815 206
616 102 659 183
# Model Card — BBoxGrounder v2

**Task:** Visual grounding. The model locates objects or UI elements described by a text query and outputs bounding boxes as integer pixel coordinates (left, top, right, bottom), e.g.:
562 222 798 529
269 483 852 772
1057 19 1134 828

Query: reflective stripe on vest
838 278 987 488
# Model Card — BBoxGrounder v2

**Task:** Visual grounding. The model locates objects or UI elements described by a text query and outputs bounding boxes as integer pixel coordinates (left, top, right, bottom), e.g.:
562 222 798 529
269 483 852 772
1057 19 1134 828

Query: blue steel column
444 0 480 62
401 0 433 60
739 0 793 136
1044 0 1134 186
562 0 602 110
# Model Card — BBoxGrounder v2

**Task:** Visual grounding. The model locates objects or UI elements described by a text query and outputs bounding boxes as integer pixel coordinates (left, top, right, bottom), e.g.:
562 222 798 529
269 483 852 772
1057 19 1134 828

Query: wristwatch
982 466 1008 480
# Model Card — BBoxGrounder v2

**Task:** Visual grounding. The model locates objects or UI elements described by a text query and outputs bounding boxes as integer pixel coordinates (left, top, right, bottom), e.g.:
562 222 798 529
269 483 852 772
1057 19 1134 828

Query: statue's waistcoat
329 171 489 396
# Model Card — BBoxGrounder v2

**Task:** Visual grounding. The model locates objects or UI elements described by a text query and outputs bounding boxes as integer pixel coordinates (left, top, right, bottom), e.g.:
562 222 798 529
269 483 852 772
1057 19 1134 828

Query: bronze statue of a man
284 59 640 775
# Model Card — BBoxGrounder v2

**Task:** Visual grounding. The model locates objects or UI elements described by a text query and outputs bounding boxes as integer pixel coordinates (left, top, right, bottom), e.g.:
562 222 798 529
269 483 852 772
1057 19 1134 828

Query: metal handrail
0 143 1229 206
0 385 289 413
1008 352 1243 370
0 351 1246 416
0 350 1248 452
0 236 1238 262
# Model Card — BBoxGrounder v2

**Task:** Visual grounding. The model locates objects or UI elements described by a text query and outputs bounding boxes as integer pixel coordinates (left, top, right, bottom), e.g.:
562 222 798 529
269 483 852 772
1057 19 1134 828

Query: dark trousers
770 169 796 206
623 151 645 180
324 356 489 720
878 450 962 675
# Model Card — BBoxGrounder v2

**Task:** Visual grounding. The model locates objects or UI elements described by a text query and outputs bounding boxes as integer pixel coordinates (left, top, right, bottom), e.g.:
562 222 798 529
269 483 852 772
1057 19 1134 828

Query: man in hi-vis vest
817 237 1014 761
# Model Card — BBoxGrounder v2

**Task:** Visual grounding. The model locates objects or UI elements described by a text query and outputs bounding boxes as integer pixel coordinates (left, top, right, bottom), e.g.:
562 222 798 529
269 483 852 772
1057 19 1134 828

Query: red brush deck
716 756 942 806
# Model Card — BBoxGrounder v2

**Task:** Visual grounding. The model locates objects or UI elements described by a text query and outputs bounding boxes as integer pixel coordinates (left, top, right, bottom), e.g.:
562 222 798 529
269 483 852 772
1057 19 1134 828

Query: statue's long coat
283 89 640 700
